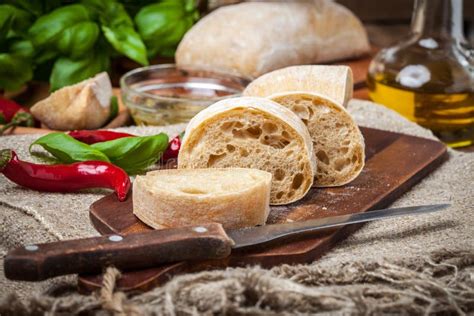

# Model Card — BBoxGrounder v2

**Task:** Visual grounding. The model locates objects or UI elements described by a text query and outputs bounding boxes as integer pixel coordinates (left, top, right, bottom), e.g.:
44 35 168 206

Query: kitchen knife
4 203 449 281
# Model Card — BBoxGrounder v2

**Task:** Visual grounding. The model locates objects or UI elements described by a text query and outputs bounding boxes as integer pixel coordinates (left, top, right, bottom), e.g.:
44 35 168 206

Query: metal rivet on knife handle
24 245 38 251
193 226 208 233
108 235 123 242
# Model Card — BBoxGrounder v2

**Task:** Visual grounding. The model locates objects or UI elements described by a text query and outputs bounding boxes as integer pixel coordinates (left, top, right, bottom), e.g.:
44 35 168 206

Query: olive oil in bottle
367 0 474 147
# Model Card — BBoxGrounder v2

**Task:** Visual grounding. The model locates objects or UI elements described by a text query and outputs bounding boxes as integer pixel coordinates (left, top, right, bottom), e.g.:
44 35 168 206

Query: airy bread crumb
270 92 365 186
178 97 316 205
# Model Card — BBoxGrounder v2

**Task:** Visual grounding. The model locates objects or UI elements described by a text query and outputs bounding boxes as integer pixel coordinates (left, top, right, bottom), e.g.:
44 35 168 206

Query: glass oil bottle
367 0 474 147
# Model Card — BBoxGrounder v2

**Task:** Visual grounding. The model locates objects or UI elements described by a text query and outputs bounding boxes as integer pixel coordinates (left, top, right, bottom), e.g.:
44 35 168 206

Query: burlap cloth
0 100 472 315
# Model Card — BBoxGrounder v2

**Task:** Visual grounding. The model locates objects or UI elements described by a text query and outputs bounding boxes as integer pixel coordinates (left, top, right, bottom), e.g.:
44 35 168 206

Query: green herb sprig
30 132 169 174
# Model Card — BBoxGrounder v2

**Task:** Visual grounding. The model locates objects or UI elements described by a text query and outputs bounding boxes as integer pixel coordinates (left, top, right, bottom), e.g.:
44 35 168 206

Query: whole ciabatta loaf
243 65 353 107
176 1 369 78
269 92 365 187
133 168 272 229
178 97 316 205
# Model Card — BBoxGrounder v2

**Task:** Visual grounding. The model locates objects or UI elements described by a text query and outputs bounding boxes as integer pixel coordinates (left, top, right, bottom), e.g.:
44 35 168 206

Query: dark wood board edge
89 199 126 235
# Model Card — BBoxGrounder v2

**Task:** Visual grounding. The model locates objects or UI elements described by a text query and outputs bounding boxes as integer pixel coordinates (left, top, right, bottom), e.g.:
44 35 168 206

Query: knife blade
4 203 449 281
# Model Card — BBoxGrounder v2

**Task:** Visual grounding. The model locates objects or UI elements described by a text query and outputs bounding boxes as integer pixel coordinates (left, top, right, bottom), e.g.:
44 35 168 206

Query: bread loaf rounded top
243 65 353 107
176 2 369 79
182 96 316 176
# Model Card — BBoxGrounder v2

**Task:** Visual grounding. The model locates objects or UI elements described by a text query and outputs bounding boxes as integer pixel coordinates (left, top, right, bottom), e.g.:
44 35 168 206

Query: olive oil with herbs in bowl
121 64 249 126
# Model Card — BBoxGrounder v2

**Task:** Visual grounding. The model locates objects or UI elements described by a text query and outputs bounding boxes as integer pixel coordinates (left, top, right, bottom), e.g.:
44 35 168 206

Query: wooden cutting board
78 127 447 293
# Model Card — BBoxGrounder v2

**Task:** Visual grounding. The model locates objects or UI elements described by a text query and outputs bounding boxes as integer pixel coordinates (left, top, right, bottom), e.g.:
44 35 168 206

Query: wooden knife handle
4 223 233 281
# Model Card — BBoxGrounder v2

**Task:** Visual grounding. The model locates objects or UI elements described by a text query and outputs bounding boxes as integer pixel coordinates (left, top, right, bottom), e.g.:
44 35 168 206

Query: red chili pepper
0 98 23 123
68 130 136 144
0 98 36 134
162 134 182 162
0 149 131 201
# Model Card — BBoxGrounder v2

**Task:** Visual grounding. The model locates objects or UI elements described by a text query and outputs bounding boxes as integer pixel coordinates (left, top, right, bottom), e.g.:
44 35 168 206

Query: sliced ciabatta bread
243 65 353 107
269 92 364 187
178 97 316 205
133 168 272 229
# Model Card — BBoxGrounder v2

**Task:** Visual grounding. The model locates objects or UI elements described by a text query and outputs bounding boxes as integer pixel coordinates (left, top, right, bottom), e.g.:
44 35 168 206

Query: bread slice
133 168 272 229
269 91 365 187
30 72 112 130
243 65 353 107
178 97 316 205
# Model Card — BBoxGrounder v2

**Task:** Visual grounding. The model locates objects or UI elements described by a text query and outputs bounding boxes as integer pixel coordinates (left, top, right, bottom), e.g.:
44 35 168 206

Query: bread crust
269 91 365 186
133 168 272 229
178 97 316 205
243 65 353 107
176 2 369 79
30 72 112 130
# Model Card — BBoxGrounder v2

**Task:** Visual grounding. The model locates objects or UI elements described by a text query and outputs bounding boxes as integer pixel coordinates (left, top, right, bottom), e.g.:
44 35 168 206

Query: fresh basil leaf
81 0 148 65
28 4 90 47
135 0 198 58
2 0 62 17
102 24 148 65
135 2 180 40
0 9 13 44
30 132 110 164
1 1 41 17
56 21 99 58
50 48 109 91
9 39 34 58
154 20 189 56
0 53 33 91
0 4 33 40
35 49 58 64
82 0 133 26
92 133 169 174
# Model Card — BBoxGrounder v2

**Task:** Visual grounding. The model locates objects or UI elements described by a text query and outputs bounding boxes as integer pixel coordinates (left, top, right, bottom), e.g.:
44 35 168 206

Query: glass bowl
120 64 250 126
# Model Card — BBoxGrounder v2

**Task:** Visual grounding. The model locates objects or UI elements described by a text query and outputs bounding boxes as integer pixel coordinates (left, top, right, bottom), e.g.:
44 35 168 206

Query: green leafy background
0 0 198 92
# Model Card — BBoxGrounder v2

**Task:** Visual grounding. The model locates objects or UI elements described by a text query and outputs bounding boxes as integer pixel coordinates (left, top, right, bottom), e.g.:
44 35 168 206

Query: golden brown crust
243 65 353 107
